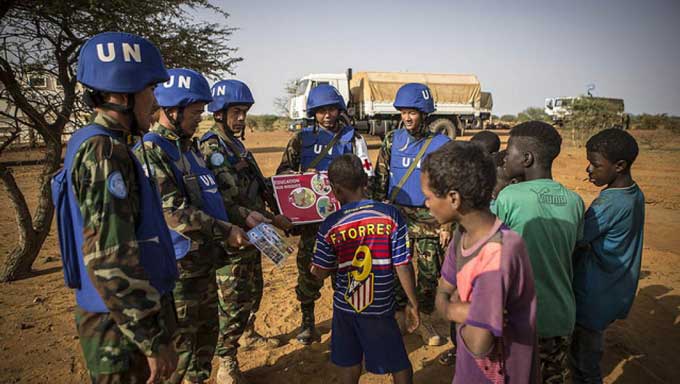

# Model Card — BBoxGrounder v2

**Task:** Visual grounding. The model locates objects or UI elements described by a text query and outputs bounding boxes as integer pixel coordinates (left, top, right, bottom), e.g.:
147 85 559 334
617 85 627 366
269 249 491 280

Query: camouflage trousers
395 237 444 314
215 247 263 357
75 295 177 384
539 335 571 384
296 224 324 305
167 249 219 384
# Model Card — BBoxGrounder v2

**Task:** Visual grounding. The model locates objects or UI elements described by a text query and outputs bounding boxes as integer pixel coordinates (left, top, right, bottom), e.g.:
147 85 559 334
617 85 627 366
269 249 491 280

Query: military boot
216 356 249 384
296 302 318 345
239 313 280 349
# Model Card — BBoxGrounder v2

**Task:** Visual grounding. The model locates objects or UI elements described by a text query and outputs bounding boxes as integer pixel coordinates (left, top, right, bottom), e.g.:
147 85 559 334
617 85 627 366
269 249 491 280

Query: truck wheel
429 118 457 140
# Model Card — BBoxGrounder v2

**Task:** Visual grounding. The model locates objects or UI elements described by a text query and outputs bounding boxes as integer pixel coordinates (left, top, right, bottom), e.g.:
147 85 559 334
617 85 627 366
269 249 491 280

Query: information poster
271 172 340 224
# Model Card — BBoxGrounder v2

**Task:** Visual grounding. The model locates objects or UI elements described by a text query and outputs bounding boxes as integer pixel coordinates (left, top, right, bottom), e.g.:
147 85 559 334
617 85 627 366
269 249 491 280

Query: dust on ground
0 129 678 383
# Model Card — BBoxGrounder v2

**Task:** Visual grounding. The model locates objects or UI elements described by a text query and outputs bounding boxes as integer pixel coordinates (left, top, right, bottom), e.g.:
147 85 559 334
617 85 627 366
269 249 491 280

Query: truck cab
545 97 576 124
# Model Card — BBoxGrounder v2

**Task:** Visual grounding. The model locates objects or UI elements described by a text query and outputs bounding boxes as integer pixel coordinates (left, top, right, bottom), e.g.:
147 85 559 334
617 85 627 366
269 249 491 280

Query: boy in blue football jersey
311 154 419 384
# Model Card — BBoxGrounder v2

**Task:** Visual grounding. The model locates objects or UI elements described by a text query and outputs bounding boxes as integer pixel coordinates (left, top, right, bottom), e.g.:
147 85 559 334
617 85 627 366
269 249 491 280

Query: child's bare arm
435 277 456 320
395 264 418 309
445 292 471 323
310 265 332 280
460 325 495 356
395 263 420 332
445 290 495 356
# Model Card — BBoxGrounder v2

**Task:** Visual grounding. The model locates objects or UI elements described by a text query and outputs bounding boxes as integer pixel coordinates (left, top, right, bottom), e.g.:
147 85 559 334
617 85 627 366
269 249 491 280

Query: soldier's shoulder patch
107 171 128 199
210 152 225 167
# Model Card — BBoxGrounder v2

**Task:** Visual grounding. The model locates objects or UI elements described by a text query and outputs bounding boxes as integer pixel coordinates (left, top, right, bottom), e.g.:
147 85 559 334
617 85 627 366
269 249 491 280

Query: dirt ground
0 129 678 383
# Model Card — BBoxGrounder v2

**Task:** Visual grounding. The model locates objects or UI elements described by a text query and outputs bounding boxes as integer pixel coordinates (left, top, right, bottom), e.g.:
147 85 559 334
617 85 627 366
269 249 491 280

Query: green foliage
631 114 680 133
500 114 516 122
246 115 291 131
517 107 550 123
563 98 626 146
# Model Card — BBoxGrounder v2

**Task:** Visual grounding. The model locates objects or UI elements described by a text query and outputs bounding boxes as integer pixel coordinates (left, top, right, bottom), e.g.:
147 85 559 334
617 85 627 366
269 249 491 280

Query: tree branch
0 57 49 134
0 164 33 246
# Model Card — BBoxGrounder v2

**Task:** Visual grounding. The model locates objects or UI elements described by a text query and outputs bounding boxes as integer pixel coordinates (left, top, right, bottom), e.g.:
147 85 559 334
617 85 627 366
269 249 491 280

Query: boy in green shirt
493 121 584 383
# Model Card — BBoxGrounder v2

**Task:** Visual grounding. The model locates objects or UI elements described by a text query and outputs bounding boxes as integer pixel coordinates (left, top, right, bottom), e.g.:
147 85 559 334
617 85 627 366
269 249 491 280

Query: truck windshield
296 80 309 96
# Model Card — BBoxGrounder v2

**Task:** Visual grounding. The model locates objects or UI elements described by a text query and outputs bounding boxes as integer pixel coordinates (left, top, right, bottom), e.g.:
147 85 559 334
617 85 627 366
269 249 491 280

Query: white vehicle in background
288 68 490 139
545 96 629 129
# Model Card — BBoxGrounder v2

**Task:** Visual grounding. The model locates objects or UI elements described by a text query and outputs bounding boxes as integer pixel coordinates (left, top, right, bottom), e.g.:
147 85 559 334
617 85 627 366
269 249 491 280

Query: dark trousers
569 324 604 384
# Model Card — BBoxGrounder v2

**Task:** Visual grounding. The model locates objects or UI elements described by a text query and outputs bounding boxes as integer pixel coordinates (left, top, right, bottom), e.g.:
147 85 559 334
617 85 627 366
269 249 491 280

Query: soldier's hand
272 214 294 232
227 226 250 248
245 210 271 229
146 343 177 384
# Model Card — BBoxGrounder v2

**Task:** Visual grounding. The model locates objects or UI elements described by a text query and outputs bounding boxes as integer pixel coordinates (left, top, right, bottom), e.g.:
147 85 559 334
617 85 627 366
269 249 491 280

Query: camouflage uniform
134 123 229 383
72 113 177 382
200 124 275 358
371 128 448 315
539 336 571 384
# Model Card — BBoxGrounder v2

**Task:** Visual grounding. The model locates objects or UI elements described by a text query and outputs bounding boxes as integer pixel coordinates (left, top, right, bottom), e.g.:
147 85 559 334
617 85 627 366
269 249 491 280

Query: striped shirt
313 199 410 316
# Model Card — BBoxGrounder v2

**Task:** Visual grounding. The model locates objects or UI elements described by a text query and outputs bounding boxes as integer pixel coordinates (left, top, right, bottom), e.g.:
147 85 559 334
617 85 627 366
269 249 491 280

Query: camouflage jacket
71 113 170 356
133 123 233 247
371 127 449 238
199 124 274 229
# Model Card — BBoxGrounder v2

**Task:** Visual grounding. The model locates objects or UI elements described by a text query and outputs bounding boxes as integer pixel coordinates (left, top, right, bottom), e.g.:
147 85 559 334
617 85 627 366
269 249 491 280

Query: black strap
388 136 434 202
307 127 344 170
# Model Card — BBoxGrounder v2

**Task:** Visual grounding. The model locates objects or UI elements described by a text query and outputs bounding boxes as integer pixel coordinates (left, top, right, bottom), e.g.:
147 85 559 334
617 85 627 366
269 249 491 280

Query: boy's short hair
510 121 562 166
328 154 368 191
586 128 639 167
422 141 496 209
470 130 501 154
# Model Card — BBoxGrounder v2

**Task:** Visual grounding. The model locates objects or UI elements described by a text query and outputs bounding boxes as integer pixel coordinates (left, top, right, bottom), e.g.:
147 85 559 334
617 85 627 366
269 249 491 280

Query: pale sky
196 0 680 116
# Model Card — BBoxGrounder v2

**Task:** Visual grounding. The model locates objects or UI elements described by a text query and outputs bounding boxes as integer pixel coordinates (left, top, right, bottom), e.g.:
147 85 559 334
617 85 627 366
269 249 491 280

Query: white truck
288 69 488 139
545 96 629 129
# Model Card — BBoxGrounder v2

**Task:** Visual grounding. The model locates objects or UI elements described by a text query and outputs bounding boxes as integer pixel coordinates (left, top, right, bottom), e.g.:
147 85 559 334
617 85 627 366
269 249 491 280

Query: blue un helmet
154 68 212 136
155 68 212 108
393 83 435 114
306 84 346 118
207 79 254 139
207 79 254 113
77 32 169 134
77 32 169 94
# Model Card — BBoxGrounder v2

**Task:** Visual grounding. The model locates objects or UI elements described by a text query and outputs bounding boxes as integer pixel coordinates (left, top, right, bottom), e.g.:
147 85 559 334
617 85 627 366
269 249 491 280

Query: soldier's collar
91 113 133 142
405 126 430 140
93 113 128 133
151 122 182 141
315 123 344 135
211 123 239 143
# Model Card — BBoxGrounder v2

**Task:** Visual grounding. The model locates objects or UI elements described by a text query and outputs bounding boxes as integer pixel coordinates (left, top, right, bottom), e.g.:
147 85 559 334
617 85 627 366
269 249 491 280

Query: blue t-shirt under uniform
313 199 411 316
573 183 645 331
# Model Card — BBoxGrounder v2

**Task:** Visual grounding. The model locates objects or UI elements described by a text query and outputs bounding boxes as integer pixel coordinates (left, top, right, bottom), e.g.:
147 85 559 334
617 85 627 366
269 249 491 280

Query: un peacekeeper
275 84 372 345
199 79 293 384
134 69 249 384
371 83 451 347
51 32 179 383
